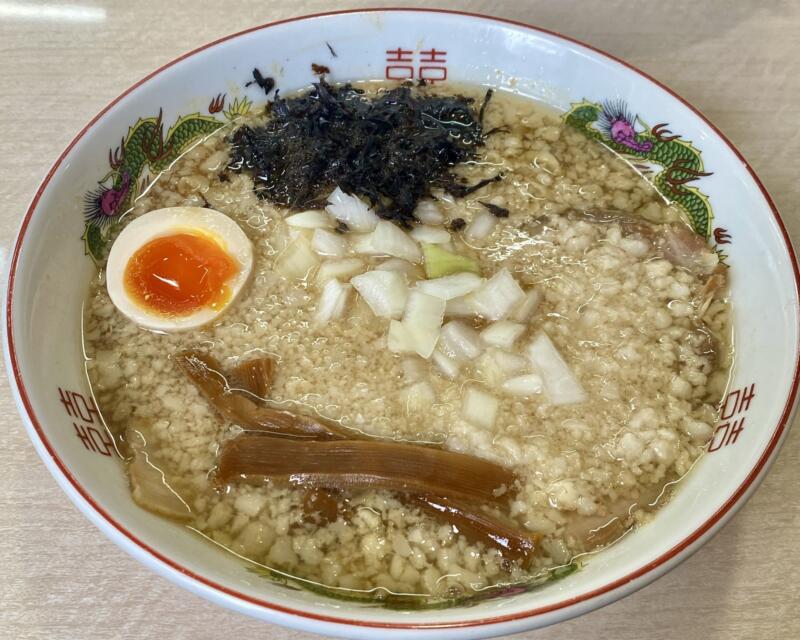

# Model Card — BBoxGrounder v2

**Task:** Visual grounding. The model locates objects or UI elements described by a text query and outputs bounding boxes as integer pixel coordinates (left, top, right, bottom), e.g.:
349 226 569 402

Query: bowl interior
6 9 798 637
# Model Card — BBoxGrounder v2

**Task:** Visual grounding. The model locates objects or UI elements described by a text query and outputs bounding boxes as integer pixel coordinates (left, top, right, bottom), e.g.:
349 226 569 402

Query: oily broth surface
83 82 731 602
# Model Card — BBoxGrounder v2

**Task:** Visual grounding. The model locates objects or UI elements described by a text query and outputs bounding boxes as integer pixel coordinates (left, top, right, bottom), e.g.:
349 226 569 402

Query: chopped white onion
415 273 484 300
315 258 366 287
274 237 319 281
287 227 310 242
431 349 461 379
474 351 506 389
375 258 421 279
445 295 478 317
325 187 379 232
285 209 334 229
502 373 544 396
527 331 587 405
436 190 456 205
400 291 446 358
311 228 348 257
350 270 408 319
438 320 484 362
490 349 531 376
315 279 351 325
470 268 526 321
353 221 422 263
410 225 451 245
414 200 445 225
400 380 437 413
388 320 415 353
510 288 542 323
480 321 526 349
464 210 498 244
461 385 499 429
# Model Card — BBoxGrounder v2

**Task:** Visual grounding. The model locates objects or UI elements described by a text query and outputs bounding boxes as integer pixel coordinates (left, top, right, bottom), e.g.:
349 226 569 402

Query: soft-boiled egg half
106 207 253 331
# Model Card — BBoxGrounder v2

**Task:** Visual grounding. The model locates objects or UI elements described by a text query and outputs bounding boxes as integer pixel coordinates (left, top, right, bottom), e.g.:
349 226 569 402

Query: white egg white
106 206 253 331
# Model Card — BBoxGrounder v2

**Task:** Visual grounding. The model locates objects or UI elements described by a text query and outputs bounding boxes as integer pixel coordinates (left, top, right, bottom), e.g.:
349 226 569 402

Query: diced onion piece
372 221 423 263
274 236 319 281
446 295 478 317
315 279 351 324
410 225 451 245
414 200 445 225
388 320 416 354
375 258 422 279
480 321 526 349
285 209 334 229
438 320 483 362
431 349 461 379
315 258 366 287
402 291 446 358
470 268 525 321
351 270 408 319
502 374 543 396
461 385 499 429
415 273 484 300
400 380 437 413
527 332 587 405
325 187 379 232
491 349 531 376
435 189 456 205
351 233 376 254
510 288 542 323
312 228 348 257
354 221 422 263
287 227 311 242
422 244 480 278
474 351 506 389
464 210 497 244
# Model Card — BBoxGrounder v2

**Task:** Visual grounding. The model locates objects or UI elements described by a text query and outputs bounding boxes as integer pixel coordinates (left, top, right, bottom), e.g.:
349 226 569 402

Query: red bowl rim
6 7 800 632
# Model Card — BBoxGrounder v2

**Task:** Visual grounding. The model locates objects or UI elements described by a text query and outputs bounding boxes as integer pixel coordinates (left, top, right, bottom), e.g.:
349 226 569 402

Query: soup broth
83 82 732 605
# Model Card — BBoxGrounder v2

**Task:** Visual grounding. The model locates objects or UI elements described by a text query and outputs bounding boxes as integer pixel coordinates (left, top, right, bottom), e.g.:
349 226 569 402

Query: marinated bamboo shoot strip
182 348 537 559
230 356 275 400
414 496 539 562
175 350 348 439
217 436 516 506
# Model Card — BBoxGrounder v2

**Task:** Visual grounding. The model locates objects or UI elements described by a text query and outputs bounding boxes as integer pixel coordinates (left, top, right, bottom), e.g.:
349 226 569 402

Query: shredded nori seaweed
228 80 497 227
448 218 467 232
480 201 510 218
245 69 275 96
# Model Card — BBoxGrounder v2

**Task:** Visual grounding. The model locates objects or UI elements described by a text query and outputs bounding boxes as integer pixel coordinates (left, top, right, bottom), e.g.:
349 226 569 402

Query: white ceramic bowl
4 9 799 639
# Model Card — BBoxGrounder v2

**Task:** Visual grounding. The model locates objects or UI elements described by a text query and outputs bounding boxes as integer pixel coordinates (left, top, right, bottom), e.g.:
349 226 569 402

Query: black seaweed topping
485 125 510 136
443 174 503 198
448 218 467 232
478 88 494 125
229 80 498 226
480 201 510 218
245 68 275 96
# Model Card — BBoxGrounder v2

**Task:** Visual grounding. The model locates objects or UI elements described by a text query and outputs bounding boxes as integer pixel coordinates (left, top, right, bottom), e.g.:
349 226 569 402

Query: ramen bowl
4 9 798 639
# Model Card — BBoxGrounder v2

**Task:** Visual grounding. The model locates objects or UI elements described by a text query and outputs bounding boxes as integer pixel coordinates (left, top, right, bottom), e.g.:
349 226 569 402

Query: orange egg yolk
124 232 238 316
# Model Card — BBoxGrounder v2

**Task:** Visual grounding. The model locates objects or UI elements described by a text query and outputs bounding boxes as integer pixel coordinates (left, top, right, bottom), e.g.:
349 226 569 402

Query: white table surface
1 1 798 638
